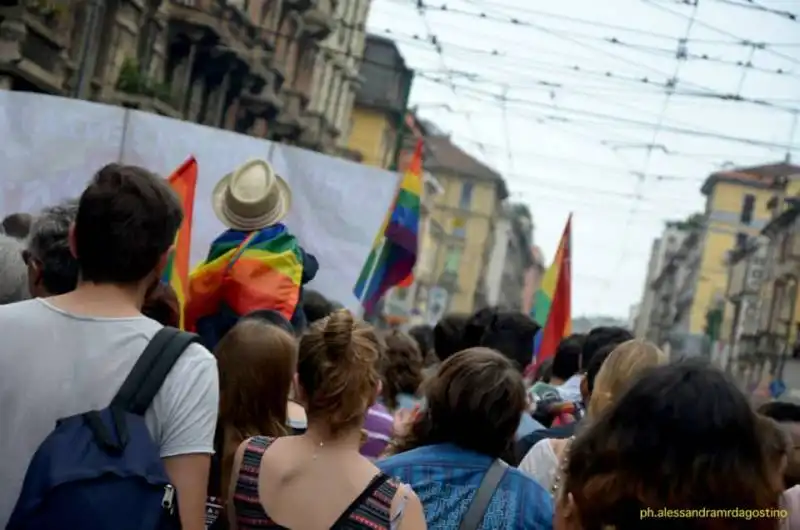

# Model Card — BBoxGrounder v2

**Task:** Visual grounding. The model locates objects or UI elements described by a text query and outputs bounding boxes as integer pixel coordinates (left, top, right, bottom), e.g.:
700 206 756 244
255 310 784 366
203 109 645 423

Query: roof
423 135 509 199
701 162 800 195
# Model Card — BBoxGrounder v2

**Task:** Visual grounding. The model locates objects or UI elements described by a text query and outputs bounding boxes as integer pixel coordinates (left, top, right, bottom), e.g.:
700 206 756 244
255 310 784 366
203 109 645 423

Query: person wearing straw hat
185 159 318 349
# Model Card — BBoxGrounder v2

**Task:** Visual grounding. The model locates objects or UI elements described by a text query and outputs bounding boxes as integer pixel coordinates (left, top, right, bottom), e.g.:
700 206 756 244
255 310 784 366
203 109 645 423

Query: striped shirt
361 404 394 460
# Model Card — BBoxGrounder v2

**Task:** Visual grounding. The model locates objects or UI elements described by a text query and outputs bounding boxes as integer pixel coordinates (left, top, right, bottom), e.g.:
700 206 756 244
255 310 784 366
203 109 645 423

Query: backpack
7 327 200 530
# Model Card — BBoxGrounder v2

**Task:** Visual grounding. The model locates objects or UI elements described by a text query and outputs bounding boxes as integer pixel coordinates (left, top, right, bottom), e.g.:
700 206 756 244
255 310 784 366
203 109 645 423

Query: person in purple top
361 402 394 459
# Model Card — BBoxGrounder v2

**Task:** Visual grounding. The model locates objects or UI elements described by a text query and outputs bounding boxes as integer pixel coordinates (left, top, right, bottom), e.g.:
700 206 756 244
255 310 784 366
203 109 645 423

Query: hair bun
323 309 354 361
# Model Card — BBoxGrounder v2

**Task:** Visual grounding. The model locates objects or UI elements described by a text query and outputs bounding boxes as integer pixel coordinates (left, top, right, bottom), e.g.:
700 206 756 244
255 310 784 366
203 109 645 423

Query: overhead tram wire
594 0 698 306
376 27 800 113
643 0 800 67
404 1 725 98
462 0 800 47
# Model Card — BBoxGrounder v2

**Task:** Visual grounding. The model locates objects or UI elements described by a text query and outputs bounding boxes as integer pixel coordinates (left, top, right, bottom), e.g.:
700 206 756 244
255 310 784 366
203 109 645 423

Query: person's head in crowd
580 326 634 372
579 343 615 404
586 339 667 418
2 212 33 240
433 313 469 362
380 330 424 411
408 324 438 368
23 200 79 298
71 164 182 305
759 401 800 488
0 234 29 305
559 360 778 530
551 334 585 385
215 318 298 499
141 281 180 327
536 356 554 383
296 309 381 438
302 289 334 325
242 308 295 336
463 307 540 372
758 415 791 493
393 347 526 462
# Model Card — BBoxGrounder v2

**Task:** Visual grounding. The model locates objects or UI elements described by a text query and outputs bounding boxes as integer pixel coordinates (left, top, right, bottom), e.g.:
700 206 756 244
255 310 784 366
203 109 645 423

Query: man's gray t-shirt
0 299 219 527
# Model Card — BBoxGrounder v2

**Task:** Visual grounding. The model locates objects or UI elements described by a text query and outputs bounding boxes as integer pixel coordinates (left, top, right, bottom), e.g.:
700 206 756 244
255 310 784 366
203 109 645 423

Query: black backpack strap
458 459 508 530
112 327 200 415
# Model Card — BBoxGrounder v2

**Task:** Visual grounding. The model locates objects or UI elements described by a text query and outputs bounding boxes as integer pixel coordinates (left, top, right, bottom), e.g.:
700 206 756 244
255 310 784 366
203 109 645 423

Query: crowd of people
1 162 800 529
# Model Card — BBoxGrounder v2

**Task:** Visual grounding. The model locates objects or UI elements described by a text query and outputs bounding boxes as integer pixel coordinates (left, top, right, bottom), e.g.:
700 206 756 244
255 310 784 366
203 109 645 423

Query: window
741 194 755 225
443 246 463 273
459 182 473 210
736 232 747 249
451 216 466 238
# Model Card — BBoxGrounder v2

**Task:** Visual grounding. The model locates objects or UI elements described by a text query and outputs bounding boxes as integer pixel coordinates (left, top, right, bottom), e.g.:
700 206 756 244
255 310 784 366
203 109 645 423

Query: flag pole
359 238 387 318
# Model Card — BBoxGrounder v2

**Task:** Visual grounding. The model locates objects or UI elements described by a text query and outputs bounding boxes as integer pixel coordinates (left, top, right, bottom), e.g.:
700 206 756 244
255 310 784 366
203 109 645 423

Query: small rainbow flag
354 139 423 312
161 157 198 330
532 214 572 363
183 226 304 334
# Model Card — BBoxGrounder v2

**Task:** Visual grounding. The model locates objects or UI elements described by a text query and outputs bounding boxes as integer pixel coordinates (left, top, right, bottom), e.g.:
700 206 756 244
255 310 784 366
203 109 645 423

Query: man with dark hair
515 336 624 462
551 333 585 402
0 164 218 530
581 326 633 371
463 307 541 371
433 313 469 362
2 212 33 239
302 289 334 325
23 200 79 297
759 401 800 487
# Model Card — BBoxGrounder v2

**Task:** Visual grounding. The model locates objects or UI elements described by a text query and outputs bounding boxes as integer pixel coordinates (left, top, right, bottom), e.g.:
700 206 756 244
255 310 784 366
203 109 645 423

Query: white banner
0 92 399 311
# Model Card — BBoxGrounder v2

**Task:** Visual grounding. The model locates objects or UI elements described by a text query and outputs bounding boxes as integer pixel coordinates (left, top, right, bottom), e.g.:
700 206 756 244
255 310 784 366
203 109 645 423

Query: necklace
551 436 575 496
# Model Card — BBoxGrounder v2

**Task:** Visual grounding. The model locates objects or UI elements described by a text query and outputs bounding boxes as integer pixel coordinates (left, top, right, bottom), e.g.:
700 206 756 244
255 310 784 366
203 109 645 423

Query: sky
365 0 800 319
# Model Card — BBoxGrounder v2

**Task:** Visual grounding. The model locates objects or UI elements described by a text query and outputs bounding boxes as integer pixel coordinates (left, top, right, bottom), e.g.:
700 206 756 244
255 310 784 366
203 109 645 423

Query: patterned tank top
232 436 404 529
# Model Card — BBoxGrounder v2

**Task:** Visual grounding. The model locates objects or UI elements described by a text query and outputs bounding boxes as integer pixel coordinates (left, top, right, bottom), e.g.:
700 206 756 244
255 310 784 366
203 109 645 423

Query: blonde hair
587 339 667 418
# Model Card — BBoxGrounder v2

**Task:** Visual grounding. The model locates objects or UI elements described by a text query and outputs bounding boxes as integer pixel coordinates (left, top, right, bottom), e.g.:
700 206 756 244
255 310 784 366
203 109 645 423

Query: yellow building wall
430 172 499 314
692 182 776 335
346 106 393 168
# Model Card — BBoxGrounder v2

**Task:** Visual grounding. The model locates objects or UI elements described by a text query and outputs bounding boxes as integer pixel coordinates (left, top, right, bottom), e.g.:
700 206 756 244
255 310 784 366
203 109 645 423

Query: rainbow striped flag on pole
161 156 198 330
354 139 423 313
532 214 572 362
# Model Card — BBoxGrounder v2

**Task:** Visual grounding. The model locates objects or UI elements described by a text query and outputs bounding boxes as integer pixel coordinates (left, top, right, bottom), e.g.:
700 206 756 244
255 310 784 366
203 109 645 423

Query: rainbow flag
183 226 304 334
161 157 198 329
533 214 572 363
354 139 423 312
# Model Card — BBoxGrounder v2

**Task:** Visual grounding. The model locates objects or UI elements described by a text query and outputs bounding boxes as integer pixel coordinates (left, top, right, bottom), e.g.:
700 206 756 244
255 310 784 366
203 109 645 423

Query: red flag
537 215 572 362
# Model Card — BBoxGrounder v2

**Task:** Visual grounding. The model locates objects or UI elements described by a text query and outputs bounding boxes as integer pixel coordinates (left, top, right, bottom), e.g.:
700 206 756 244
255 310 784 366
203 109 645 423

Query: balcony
112 57 182 118
0 1 71 94
271 89 306 140
301 1 335 41
283 0 314 14
297 110 327 151
167 0 225 40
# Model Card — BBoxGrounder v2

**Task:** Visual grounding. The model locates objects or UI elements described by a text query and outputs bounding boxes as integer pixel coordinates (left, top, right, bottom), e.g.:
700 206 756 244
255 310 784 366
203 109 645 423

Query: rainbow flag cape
161 157 198 329
533 214 572 363
183 226 304 333
354 139 423 312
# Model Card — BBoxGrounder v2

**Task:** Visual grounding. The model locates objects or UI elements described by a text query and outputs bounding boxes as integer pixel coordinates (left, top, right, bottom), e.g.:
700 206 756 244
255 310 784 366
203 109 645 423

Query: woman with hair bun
226 309 426 530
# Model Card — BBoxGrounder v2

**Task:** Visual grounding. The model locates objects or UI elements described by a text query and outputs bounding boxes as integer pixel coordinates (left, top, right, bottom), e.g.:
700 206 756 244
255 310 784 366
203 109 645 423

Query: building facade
522 245 545 315
485 203 534 311
0 0 361 153
423 134 508 314
635 223 688 339
345 34 413 168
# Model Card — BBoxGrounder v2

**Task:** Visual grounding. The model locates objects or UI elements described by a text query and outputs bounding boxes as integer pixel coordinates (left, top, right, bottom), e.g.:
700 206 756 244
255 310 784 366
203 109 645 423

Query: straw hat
212 159 292 231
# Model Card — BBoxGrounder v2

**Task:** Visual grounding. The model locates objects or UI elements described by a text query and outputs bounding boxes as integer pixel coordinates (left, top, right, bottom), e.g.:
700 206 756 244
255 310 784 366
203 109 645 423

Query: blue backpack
7 327 200 530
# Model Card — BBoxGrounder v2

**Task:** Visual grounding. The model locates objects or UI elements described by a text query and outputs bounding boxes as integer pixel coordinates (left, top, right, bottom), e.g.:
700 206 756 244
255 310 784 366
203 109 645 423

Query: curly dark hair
380 330 424 410
462 307 540 372
563 360 780 530
391 347 525 461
